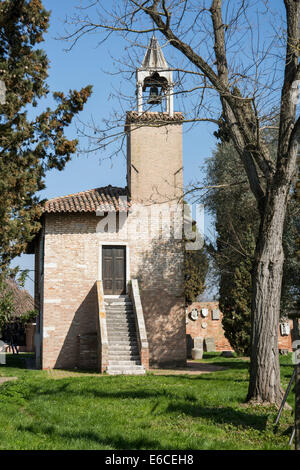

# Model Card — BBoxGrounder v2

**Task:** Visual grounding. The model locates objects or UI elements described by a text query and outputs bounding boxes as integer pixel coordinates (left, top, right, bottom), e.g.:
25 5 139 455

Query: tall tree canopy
203 142 257 356
203 140 299 356
63 0 300 405
0 0 92 269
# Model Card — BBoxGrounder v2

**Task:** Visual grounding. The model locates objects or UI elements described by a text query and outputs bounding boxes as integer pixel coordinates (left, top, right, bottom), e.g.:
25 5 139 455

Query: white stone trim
98 242 130 295
43 326 56 338
44 263 57 268
44 298 61 304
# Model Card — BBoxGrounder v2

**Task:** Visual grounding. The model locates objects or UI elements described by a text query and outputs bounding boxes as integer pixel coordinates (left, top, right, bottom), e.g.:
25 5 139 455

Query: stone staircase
105 296 146 375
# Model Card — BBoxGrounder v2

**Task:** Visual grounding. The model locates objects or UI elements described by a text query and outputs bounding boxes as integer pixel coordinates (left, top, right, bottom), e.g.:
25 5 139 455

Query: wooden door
102 245 126 295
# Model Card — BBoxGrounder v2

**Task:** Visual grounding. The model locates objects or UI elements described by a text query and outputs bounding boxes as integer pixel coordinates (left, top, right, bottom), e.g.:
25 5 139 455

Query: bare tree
63 0 299 405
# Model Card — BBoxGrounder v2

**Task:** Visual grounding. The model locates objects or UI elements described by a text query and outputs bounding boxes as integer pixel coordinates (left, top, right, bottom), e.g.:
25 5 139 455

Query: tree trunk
247 184 289 405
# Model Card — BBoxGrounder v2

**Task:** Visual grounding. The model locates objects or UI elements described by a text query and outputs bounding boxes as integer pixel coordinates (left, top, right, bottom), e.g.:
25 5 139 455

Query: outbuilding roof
2 279 35 318
43 185 129 214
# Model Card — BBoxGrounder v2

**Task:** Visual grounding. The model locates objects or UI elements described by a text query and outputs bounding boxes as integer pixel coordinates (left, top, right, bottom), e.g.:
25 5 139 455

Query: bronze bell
147 86 162 105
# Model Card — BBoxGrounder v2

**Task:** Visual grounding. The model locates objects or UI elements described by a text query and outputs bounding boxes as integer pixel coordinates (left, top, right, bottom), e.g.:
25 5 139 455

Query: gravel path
45 361 227 379
0 377 18 385
150 361 227 375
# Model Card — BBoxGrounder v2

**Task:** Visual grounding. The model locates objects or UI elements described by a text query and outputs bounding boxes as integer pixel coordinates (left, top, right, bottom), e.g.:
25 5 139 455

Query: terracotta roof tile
126 111 184 124
44 185 130 214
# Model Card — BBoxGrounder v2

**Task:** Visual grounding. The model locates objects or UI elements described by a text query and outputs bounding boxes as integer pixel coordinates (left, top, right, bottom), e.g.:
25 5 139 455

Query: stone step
108 339 138 346
106 313 134 318
109 345 139 352
105 300 131 306
108 359 141 366
106 314 134 318
108 333 137 339
105 303 132 308
106 368 146 376
107 327 136 333
106 312 133 316
106 304 133 308
109 353 140 360
109 354 139 361
107 324 136 331
106 320 136 326
105 302 132 306
105 308 134 317
109 354 140 361
109 348 139 354
106 312 134 315
107 362 144 368
106 317 135 324
108 344 139 351
107 340 137 345
107 329 137 336
106 364 145 371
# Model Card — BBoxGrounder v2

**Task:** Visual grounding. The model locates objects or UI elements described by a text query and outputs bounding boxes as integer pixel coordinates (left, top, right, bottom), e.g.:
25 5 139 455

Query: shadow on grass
165 402 268 431
12 378 270 433
17 423 160 450
23 380 198 401
199 361 250 371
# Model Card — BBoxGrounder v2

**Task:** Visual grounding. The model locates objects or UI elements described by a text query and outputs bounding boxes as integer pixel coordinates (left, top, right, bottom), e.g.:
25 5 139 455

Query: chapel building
32 36 187 374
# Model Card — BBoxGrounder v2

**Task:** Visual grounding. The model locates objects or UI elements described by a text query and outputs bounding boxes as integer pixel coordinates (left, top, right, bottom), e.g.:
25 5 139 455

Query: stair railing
96 280 109 373
129 279 149 370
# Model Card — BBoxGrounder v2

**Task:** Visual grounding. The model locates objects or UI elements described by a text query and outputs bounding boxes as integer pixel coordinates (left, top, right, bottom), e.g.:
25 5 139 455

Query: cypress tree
0 0 92 268
184 247 208 303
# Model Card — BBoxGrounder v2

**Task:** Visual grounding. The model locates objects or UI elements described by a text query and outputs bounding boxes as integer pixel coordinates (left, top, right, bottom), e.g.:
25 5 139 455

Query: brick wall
186 301 297 355
186 302 232 356
40 208 186 370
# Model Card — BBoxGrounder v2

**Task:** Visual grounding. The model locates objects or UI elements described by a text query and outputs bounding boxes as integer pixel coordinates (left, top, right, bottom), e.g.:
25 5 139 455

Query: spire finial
141 35 169 70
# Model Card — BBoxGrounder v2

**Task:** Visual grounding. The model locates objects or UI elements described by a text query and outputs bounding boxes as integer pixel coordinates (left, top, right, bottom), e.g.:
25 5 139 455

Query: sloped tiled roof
44 185 130 214
126 111 184 124
3 279 35 318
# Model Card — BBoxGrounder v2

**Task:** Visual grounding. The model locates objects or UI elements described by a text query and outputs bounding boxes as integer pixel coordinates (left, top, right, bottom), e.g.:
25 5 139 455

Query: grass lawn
0 353 295 450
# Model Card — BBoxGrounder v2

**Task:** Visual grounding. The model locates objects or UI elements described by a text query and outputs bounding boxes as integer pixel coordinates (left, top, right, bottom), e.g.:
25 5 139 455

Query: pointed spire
141 35 169 70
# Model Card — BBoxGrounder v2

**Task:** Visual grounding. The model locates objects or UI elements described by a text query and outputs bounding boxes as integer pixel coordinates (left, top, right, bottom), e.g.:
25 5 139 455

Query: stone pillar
137 83 143 115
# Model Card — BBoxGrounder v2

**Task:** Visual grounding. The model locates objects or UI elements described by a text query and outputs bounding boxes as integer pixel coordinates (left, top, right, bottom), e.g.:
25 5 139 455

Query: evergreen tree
183 202 208 303
220 226 255 356
184 248 208 303
0 0 92 268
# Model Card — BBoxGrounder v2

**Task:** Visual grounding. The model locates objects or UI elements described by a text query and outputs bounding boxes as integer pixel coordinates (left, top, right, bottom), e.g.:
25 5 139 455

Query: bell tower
126 35 183 205
136 35 174 116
